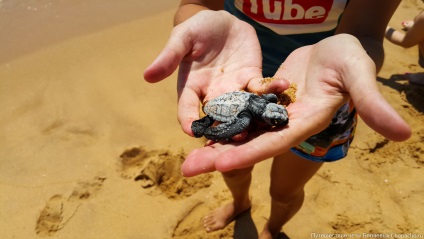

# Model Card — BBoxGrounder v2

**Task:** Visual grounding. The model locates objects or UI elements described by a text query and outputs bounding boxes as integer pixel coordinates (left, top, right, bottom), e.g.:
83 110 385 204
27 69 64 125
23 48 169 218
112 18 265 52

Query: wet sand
0 0 423 238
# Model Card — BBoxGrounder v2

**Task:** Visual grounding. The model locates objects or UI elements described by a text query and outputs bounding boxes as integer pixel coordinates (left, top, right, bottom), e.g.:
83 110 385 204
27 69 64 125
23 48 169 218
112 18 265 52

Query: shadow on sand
233 209 290 239
377 74 424 113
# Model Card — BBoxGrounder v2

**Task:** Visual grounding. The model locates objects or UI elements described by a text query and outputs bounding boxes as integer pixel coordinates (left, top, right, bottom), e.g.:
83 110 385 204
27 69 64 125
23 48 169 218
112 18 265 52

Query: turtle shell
203 91 251 123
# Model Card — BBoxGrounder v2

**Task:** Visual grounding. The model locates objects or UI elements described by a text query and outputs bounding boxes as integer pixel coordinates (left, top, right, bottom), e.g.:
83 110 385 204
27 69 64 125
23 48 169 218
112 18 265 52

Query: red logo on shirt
242 0 333 24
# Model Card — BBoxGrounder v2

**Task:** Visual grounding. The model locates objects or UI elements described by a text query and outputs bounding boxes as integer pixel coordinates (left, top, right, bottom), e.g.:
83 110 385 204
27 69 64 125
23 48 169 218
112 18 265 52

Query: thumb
354 91 411 141
344 54 411 141
246 76 290 94
143 25 192 83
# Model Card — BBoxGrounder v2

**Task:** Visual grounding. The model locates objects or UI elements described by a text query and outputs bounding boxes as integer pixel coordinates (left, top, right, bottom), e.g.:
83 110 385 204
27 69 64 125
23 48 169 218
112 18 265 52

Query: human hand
181 34 412 177
144 10 288 135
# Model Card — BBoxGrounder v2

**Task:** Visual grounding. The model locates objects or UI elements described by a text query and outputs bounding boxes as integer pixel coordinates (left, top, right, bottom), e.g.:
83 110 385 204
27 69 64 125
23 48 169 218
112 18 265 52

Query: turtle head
262 103 289 127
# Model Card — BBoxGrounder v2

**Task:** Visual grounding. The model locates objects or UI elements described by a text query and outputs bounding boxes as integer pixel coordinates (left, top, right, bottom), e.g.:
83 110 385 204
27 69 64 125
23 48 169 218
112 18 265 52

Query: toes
203 217 216 232
203 215 226 232
204 222 223 232
203 215 213 224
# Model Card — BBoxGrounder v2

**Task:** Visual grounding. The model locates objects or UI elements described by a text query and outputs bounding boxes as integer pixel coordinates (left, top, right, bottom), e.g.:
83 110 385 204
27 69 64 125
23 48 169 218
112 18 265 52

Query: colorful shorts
290 100 357 163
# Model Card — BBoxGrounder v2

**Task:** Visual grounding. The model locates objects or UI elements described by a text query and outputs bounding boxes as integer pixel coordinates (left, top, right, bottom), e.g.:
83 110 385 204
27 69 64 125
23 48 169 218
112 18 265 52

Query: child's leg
406 44 424 86
260 151 323 239
203 166 253 232
419 45 424 68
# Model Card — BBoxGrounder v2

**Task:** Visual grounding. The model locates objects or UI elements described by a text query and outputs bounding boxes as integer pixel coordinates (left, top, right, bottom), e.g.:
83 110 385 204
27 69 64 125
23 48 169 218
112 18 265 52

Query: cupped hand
144 10 288 135
181 34 412 177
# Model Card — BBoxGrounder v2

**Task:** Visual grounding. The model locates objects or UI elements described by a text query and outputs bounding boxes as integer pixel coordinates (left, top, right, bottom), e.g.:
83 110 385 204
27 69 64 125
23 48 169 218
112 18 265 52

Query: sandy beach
0 0 423 238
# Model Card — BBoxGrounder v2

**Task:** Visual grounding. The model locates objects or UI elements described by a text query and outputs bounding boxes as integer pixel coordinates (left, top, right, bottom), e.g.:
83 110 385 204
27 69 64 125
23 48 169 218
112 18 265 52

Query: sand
0 0 423 238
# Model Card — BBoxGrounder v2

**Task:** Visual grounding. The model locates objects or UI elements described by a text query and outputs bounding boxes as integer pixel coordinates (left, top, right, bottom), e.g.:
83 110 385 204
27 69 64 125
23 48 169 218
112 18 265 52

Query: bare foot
259 229 274 239
402 20 414 30
203 200 251 232
259 222 280 239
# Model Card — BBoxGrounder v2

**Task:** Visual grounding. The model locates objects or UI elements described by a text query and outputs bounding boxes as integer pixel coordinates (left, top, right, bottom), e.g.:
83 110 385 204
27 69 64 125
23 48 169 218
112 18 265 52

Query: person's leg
418 44 424 68
204 166 253 232
405 44 424 86
407 72 424 85
260 151 323 239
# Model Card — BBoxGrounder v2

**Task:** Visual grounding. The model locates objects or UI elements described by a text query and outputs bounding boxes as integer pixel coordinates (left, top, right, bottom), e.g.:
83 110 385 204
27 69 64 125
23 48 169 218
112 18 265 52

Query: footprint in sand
35 195 65 237
172 201 209 239
119 146 213 199
331 214 371 233
68 176 106 201
172 192 236 239
35 176 106 237
119 146 155 180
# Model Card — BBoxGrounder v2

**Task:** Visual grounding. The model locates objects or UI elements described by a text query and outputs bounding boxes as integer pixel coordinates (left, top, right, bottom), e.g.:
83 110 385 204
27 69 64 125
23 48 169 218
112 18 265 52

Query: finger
181 148 217 177
353 91 411 141
231 130 249 141
246 76 290 94
214 132 288 172
181 143 236 177
178 88 201 136
143 25 192 83
214 121 312 172
343 53 412 141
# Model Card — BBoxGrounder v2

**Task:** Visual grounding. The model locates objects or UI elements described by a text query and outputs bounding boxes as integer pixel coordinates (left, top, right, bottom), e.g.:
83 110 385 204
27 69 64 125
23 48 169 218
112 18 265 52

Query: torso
232 0 348 35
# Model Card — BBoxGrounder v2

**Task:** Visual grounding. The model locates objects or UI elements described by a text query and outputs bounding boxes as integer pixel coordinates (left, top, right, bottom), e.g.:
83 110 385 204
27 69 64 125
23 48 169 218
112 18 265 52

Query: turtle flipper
191 115 214 138
204 112 252 141
261 93 278 103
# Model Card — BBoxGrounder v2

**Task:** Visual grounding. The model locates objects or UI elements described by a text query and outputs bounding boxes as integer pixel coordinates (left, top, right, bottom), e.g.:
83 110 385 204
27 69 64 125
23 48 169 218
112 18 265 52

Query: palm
177 13 263 101
275 40 352 137
145 11 265 134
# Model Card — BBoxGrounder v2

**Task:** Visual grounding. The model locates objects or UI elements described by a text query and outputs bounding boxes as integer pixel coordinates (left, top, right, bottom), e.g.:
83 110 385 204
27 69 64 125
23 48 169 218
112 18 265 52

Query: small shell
203 91 251 122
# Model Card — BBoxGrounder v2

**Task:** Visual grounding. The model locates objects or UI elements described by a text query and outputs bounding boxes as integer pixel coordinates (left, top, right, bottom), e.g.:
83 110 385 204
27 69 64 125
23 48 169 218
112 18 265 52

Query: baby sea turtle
191 91 289 141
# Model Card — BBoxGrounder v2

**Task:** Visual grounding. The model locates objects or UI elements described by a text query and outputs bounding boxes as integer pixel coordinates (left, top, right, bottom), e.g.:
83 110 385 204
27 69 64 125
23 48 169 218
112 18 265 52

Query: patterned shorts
290 100 357 163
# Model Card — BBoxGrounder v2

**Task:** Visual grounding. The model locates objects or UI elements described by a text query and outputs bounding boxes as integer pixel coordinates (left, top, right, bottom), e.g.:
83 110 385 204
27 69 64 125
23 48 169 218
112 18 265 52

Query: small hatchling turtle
191 91 289 141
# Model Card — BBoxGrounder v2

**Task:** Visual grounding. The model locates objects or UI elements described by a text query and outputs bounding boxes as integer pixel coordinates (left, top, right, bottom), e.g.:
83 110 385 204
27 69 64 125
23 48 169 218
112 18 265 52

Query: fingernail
204 140 216 146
